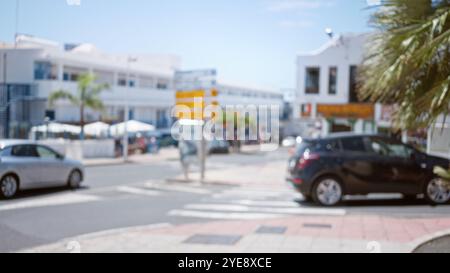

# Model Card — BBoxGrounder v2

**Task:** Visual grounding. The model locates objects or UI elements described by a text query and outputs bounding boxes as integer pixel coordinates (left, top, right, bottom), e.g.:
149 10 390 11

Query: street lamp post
15 0 20 48
123 56 137 162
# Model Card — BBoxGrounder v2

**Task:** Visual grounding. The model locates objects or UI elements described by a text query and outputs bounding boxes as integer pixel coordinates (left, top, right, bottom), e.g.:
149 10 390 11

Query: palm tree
359 0 450 131
49 73 110 140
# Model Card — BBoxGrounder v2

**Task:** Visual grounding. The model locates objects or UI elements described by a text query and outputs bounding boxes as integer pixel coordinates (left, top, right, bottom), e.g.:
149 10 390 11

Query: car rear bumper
286 175 313 195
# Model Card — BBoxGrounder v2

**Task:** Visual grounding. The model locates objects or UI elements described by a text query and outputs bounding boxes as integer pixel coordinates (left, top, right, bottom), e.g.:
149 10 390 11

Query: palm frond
359 0 450 130
48 90 80 107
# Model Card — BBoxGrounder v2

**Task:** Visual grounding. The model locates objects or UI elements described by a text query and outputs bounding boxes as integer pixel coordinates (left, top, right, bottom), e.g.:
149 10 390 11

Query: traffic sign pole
174 69 218 184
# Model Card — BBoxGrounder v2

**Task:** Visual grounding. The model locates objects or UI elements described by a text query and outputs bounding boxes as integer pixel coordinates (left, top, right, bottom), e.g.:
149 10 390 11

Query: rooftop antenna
325 28 334 39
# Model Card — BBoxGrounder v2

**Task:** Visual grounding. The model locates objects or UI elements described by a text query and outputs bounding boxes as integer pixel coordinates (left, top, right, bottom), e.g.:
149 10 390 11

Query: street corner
19 214 450 253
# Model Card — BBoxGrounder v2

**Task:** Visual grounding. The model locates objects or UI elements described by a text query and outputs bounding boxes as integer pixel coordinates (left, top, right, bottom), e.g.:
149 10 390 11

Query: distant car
0 140 85 199
158 133 179 148
282 137 297 148
207 140 230 154
282 136 303 148
286 133 450 206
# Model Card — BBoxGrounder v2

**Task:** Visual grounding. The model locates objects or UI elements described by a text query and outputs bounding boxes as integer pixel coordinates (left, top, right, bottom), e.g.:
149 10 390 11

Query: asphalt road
414 235 450 253
0 149 449 253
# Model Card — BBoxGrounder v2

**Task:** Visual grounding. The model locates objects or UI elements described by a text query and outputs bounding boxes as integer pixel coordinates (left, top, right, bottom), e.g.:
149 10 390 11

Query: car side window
368 138 390 156
11 145 39 157
369 138 411 159
36 146 59 159
340 137 366 153
315 139 340 153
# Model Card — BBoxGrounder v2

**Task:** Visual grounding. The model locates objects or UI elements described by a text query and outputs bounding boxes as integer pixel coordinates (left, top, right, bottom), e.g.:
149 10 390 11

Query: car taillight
297 153 320 170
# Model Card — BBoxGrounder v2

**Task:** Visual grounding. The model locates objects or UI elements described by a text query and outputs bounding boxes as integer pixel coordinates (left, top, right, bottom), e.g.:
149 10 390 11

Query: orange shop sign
317 104 375 119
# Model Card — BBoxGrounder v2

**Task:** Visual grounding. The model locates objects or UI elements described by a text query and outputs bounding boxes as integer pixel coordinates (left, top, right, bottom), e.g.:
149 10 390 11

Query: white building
0 35 180 138
216 81 283 108
295 33 392 137
0 35 283 139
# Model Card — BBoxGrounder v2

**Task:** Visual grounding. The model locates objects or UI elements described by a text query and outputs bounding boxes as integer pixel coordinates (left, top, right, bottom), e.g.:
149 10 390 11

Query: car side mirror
57 154 65 160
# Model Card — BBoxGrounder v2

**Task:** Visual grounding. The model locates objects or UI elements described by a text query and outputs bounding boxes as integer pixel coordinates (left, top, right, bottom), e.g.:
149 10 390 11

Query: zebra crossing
167 186 347 220
0 182 347 218
0 181 212 212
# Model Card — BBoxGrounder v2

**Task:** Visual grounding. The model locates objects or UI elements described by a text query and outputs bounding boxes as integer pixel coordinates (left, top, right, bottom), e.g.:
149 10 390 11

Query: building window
328 67 337 95
117 74 127 86
34 61 57 80
156 79 169 90
128 75 137 88
63 66 87 82
349 65 359 103
305 67 320 94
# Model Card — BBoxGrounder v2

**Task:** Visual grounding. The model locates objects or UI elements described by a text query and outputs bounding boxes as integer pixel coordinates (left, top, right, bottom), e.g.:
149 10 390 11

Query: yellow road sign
176 90 205 99
175 101 219 109
176 89 219 99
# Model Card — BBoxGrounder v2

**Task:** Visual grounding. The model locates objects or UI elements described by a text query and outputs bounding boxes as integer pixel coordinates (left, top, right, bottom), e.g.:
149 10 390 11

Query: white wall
0 49 43 83
39 139 115 159
35 81 174 123
296 34 369 106
428 115 450 159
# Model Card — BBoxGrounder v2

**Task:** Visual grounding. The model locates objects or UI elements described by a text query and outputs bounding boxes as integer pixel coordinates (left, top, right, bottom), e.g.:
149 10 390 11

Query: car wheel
301 194 313 202
424 178 450 205
312 177 343 207
0 174 19 199
68 170 82 189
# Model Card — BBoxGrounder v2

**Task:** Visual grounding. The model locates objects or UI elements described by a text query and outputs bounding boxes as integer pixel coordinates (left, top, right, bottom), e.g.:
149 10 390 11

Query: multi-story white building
0 35 283 139
295 33 393 137
216 81 283 108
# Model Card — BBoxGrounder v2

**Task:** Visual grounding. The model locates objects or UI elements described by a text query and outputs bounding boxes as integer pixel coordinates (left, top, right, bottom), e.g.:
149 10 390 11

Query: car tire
0 174 19 199
424 178 450 205
312 176 343 207
68 170 82 189
301 194 313 202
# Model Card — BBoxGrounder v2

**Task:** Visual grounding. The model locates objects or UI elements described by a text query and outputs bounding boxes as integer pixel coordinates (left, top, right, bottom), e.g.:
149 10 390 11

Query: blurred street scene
0 0 450 253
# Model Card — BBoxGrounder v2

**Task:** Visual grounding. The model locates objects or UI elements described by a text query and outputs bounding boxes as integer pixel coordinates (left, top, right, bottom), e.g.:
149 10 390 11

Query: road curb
18 223 173 253
408 228 450 253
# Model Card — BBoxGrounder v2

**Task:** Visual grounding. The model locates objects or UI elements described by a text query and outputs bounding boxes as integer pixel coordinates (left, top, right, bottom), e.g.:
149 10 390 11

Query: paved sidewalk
21 215 450 253
170 148 288 189
82 145 265 167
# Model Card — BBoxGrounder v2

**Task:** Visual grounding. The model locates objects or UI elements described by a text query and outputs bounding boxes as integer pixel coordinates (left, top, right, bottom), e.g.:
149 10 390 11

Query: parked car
207 140 230 154
0 140 85 199
158 133 179 148
286 133 450 206
282 137 297 148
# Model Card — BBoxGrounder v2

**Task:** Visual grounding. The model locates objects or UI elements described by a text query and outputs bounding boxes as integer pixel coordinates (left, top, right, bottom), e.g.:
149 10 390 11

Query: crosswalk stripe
144 182 211 195
220 188 294 195
168 210 283 220
116 186 160 196
0 193 101 212
183 204 347 216
213 191 291 199
231 200 301 207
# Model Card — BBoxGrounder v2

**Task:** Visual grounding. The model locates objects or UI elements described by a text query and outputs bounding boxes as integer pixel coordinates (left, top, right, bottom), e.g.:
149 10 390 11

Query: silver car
0 140 85 199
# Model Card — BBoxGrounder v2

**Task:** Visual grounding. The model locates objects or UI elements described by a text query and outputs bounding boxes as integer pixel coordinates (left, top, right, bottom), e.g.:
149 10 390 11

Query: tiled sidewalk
22 215 450 253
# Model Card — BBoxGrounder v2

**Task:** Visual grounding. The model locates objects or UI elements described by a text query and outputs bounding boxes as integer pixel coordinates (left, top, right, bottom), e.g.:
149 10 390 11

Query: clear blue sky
0 0 374 89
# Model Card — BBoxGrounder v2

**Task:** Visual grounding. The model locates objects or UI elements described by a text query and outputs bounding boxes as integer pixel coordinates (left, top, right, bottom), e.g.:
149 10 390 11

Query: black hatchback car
286 133 450 206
